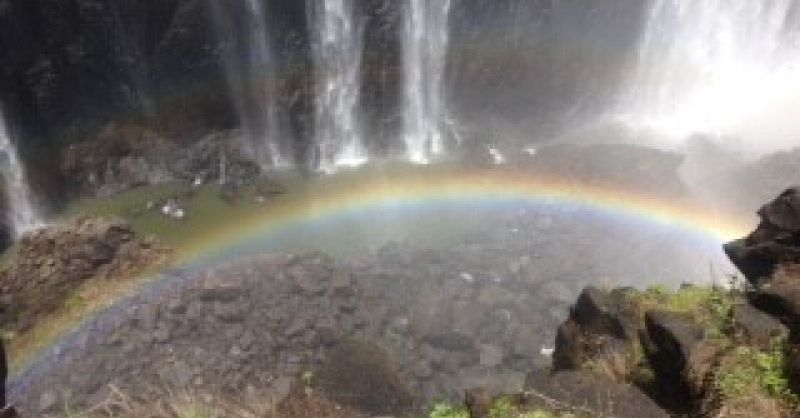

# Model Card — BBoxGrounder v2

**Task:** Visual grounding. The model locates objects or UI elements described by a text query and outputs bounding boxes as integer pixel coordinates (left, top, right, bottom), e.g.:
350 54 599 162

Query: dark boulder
642 310 704 377
725 187 800 284
732 303 789 349
748 265 800 326
571 286 636 339
553 286 638 375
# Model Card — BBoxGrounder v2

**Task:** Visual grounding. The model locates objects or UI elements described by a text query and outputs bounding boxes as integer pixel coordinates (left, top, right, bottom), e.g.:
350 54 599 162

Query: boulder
732 302 789 349
724 187 800 284
315 340 414 416
642 310 704 377
553 287 638 375
524 371 670 418
749 265 800 325
572 287 637 339
0 217 171 332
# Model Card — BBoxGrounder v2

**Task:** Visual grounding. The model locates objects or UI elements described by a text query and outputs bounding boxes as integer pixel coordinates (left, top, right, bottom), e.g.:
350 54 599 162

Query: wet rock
464 388 493 418
758 187 800 232
642 310 704 376
524 371 670 418
316 340 413 416
724 187 800 284
732 303 788 349
0 217 170 333
749 266 800 324
683 340 725 399
572 287 635 339
553 287 637 373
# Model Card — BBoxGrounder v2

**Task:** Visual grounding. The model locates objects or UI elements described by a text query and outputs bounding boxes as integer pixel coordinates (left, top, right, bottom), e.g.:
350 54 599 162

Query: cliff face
0 0 234 143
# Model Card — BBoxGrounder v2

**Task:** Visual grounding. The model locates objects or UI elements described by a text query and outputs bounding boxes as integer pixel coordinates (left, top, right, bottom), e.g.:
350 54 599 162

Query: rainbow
11 167 753 377
179 167 752 266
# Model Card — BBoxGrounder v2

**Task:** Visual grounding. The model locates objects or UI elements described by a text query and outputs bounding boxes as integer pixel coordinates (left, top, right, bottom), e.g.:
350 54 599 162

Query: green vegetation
628 284 735 339
427 403 470 418
717 339 798 406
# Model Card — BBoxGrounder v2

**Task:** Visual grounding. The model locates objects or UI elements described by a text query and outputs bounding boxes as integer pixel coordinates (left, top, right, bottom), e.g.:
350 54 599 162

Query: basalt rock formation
509 187 800 417
0 217 171 334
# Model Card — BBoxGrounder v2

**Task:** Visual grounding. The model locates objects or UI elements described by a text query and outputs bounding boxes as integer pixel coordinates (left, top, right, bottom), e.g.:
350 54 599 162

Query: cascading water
209 0 289 169
0 111 42 238
619 0 800 151
403 0 452 164
244 0 290 169
308 0 368 172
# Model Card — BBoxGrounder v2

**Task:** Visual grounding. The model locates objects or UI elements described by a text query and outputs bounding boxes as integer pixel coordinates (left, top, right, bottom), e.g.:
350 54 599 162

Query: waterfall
403 0 452 164
244 0 290 169
0 111 42 238
308 0 368 172
209 0 289 169
619 0 800 149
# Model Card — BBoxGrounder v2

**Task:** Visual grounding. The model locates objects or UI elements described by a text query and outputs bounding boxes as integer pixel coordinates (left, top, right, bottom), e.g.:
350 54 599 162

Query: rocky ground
2 197 734 417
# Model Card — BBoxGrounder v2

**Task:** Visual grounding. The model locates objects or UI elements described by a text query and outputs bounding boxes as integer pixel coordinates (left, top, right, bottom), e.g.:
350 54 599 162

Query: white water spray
403 0 452 164
619 0 800 152
308 0 368 172
0 111 42 238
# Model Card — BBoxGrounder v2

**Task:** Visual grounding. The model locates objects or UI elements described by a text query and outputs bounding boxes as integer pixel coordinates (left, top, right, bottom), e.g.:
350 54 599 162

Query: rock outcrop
525 371 670 418
527 187 800 417
0 217 170 333
61 127 265 198
725 187 800 285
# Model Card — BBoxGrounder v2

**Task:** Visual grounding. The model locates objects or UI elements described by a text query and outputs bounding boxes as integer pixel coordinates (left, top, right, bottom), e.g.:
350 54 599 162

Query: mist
1 0 800 416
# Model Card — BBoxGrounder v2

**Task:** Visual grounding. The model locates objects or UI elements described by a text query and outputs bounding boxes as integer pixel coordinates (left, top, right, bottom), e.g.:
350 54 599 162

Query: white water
618 0 800 153
245 0 290 169
208 0 289 169
309 0 368 172
403 0 452 164
0 112 42 238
